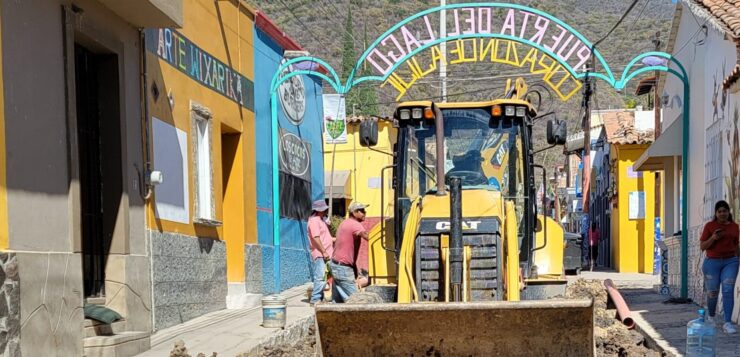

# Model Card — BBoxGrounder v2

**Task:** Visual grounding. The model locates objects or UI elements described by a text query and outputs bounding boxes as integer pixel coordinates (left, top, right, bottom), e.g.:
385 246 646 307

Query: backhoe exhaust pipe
434 105 446 196
449 177 463 302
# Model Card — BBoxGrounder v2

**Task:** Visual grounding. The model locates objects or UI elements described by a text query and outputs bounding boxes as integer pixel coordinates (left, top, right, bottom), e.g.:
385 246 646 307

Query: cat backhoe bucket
315 299 594 357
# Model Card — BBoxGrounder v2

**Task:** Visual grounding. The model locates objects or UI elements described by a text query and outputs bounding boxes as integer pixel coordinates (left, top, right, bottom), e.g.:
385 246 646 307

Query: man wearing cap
330 202 369 302
307 200 334 305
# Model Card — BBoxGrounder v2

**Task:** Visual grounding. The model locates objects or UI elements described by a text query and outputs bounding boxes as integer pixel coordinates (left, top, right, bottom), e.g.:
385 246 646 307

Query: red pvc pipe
604 279 635 329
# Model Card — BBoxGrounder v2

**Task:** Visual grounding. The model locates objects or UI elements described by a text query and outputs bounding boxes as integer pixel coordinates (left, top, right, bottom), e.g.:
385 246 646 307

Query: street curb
633 320 678 357
239 314 316 357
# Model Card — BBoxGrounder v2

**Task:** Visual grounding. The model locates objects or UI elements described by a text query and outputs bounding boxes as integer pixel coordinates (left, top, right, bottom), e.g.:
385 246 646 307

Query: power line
275 0 343 55
593 0 641 49
611 0 651 52
673 19 709 56
316 0 361 46
580 0 639 217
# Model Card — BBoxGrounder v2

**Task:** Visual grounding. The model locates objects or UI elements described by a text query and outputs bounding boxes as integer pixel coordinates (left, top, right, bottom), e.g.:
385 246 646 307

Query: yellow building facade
1 0 183 355
145 0 256 329
601 110 659 273
610 144 658 273
324 119 397 226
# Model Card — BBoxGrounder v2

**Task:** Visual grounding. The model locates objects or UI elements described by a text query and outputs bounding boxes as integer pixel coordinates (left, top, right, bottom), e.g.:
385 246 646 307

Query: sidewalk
626 288 740 356
136 284 315 357
575 269 740 355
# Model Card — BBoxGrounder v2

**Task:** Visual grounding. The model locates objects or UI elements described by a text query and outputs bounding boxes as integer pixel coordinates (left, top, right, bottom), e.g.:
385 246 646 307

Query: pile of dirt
345 291 384 304
257 325 318 357
169 340 217 357
567 279 663 357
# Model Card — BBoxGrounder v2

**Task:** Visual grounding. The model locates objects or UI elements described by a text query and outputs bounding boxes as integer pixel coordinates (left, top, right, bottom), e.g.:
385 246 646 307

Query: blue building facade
248 23 325 294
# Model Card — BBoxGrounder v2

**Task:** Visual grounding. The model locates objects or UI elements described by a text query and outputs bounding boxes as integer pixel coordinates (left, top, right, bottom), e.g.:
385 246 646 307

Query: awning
634 117 683 171
325 170 352 199
634 76 657 96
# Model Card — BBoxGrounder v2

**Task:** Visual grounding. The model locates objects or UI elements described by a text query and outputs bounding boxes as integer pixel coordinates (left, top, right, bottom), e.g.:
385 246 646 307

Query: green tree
356 21 379 116
339 7 360 116
624 97 637 109
340 7 355 83
339 6 378 116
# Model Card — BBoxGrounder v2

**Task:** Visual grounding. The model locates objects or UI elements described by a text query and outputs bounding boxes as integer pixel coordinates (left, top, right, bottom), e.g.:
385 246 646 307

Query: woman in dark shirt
700 200 740 334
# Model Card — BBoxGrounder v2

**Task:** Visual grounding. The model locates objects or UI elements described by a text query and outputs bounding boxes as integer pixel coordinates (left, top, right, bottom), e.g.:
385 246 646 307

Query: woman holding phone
700 200 740 334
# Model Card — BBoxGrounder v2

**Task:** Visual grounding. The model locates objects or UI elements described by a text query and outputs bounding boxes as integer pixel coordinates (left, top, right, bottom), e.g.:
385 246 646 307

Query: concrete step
86 297 107 305
83 331 150 357
84 319 127 337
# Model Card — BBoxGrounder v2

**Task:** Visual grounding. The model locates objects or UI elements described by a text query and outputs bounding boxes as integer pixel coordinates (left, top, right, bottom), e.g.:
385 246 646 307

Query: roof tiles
685 1 740 88
602 111 654 145
692 0 740 39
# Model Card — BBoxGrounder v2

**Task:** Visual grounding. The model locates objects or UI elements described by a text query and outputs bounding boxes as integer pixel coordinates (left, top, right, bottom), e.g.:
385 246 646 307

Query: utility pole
653 31 662 137
581 61 594 218
439 0 447 102
580 0 637 228
652 31 662 221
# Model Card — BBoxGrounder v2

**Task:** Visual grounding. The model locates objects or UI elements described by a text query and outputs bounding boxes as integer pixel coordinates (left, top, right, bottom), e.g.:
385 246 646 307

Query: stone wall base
151 231 226 330
0 252 20 357
245 244 310 295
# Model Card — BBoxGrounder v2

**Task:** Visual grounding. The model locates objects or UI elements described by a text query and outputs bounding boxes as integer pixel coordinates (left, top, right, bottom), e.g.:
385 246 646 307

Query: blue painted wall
253 27 325 293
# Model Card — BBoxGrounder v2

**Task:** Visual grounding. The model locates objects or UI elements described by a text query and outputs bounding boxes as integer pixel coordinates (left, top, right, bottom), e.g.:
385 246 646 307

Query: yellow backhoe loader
316 80 594 356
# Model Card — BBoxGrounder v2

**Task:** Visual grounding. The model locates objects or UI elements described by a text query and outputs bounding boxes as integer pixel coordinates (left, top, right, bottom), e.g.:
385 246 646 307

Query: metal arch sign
380 39 584 101
364 7 593 75
268 2 691 296
363 6 592 101
273 3 685 96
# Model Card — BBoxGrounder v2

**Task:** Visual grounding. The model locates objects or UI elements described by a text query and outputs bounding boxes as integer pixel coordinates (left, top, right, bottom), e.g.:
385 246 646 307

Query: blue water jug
686 309 717 357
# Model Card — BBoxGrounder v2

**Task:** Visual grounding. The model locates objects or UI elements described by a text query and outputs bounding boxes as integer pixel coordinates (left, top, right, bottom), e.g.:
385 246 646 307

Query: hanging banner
323 94 347 144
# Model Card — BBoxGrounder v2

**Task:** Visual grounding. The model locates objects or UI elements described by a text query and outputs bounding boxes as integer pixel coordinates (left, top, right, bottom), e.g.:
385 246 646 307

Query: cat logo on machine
435 221 482 231
491 143 508 169
420 217 499 234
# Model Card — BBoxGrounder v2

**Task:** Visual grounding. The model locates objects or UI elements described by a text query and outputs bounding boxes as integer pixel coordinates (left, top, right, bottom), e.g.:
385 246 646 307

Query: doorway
75 44 123 298
221 130 245 283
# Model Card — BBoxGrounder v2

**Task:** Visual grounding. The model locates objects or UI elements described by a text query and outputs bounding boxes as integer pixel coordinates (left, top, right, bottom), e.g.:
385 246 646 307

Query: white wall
663 5 738 229
663 3 740 322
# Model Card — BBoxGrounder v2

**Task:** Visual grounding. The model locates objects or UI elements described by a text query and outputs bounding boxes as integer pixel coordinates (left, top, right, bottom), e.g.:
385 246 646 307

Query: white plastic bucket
261 295 287 328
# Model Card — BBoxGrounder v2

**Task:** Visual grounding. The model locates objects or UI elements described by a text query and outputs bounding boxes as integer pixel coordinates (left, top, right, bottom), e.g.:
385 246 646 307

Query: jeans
590 245 599 265
329 262 357 303
702 256 739 323
309 257 327 303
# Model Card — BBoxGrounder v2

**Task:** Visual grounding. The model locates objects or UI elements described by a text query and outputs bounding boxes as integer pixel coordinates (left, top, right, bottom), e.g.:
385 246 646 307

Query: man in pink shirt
330 202 369 302
307 200 334 304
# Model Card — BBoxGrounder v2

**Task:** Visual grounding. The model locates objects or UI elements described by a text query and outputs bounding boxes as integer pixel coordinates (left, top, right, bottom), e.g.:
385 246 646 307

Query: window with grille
704 121 723 221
